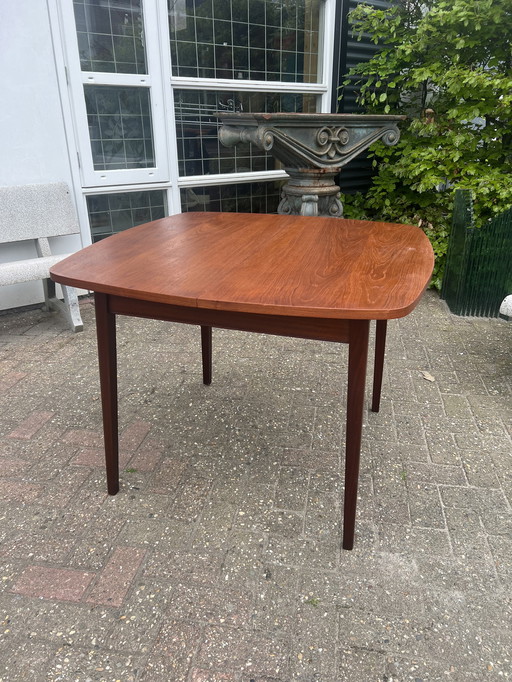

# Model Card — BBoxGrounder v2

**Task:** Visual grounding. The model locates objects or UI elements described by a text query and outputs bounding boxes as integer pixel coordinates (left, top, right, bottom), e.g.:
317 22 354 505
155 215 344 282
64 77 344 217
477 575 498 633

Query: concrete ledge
0 254 72 286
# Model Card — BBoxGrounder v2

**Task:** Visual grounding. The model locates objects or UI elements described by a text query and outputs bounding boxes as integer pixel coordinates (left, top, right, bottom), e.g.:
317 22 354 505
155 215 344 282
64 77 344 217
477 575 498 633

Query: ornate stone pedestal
218 113 405 217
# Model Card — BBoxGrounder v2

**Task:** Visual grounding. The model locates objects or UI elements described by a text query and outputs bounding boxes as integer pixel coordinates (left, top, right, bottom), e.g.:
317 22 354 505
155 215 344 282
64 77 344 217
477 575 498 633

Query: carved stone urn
218 112 405 217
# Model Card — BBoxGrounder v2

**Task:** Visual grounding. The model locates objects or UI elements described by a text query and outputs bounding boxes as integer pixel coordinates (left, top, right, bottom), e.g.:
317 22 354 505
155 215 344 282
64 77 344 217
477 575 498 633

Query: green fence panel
441 190 512 318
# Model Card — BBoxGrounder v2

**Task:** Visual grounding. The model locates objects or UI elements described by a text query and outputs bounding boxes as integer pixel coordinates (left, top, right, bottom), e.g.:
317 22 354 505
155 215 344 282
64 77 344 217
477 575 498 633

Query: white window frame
162 0 336 195
57 0 170 188
51 0 336 221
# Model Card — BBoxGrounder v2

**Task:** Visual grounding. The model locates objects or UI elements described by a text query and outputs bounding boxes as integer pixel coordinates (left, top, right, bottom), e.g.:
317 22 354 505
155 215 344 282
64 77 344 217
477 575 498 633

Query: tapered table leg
94 293 119 495
201 325 212 385
343 319 370 550
371 319 387 413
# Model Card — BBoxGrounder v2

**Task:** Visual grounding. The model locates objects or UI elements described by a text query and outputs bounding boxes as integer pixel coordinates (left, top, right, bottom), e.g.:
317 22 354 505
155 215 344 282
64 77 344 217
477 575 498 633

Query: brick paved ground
0 292 511 681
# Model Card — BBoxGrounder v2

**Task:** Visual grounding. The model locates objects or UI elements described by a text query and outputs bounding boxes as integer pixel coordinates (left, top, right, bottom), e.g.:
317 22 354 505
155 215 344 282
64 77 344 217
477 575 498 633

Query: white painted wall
0 0 83 310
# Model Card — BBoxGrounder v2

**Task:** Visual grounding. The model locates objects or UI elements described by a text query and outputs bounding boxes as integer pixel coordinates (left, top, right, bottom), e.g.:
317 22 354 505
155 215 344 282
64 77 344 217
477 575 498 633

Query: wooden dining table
50 212 434 549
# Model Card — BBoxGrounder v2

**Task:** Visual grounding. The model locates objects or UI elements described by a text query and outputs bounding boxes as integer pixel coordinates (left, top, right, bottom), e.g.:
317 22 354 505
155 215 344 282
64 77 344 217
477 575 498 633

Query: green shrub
339 0 512 289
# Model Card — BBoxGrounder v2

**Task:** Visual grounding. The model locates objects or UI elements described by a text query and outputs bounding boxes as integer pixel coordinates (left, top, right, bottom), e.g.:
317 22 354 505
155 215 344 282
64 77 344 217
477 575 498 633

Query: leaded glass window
87 190 166 241
169 0 320 82
73 0 147 73
84 85 155 170
180 181 283 213
59 0 332 230
174 89 318 176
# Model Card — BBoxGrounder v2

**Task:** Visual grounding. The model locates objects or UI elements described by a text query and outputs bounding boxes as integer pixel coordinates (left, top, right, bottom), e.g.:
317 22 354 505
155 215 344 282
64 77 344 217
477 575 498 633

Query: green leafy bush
339 0 512 289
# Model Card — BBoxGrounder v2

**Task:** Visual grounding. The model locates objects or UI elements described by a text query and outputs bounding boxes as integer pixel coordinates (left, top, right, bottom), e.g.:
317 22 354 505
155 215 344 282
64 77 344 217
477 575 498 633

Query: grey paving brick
107 580 175 652
273 466 309 511
196 625 289 678
252 565 299 633
45 647 144 681
141 618 203 682
378 523 452 557
0 638 57 682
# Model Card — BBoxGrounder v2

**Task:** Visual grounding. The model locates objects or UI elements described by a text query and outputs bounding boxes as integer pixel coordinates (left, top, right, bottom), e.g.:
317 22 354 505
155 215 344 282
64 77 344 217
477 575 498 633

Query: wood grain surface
50 212 434 320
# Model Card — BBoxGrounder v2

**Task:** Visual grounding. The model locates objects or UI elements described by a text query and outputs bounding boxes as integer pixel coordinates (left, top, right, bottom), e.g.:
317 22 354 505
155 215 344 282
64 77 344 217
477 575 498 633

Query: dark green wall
332 0 394 193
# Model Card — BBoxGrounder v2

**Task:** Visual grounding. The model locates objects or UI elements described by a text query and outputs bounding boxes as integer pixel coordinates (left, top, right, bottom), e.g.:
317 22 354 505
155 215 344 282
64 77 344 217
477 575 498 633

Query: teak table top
50 212 434 321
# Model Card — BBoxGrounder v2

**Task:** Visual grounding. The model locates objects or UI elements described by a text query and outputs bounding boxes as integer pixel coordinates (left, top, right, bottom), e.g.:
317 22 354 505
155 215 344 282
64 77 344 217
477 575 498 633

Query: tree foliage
339 0 512 288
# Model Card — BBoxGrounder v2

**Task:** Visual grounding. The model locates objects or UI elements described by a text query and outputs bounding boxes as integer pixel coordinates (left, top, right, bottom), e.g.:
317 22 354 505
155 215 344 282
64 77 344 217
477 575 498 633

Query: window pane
87 190 167 242
168 0 320 82
84 86 155 171
174 89 318 177
180 181 283 214
73 0 147 73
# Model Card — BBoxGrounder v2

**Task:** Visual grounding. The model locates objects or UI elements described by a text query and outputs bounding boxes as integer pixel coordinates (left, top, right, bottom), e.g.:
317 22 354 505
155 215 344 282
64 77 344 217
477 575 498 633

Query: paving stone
104 491 172 518
479 509 512 536
11 566 94 602
0 592 119 649
338 608 431 659
1 292 511 680
408 482 446 529
119 419 152 452
126 441 163 472
304 490 340 539
338 552 425 620
36 466 92 508
404 461 466 486
378 523 451 558
86 546 146 607
273 467 309 511
279 446 340 471
394 414 427 445
116 516 191 550
233 488 304 537
424 431 462 465
107 580 175 652
441 393 475 420
146 457 187 495
241 673 285 682
219 531 266 588
384 655 471 681
143 546 224 584
0 456 32 477
169 474 212 522
142 619 203 681
45 647 143 681
168 581 253 627
2 523 76 564
416 555 500 594
308 469 343 495
371 464 410 525
0 370 27 393
25 444 78 482
0 638 56 682
487 534 512 581
290 602 338 678
337 647 387 680
440 485 509 514
66 515 126 570
0 479 43 503
8 411 54 440
311 406 343 451
197 625 289 677
252 565 299 633
191 670 238 682
265 536 339 571
61 428 104 448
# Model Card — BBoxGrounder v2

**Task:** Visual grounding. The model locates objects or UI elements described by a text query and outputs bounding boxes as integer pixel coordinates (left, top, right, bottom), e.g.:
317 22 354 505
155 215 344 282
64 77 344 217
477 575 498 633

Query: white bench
0 182 84 332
